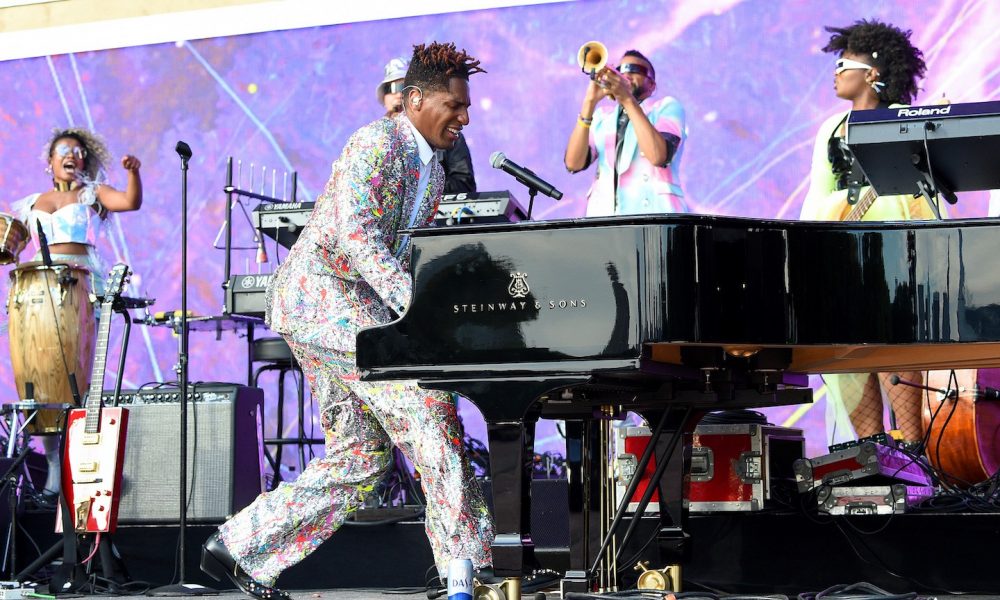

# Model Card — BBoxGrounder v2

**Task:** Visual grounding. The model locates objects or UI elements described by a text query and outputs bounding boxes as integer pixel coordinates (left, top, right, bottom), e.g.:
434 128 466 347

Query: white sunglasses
835 57 873 75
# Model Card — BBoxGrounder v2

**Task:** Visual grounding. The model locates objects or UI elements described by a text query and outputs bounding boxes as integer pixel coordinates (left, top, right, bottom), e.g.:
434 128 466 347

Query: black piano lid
359 214 1000 380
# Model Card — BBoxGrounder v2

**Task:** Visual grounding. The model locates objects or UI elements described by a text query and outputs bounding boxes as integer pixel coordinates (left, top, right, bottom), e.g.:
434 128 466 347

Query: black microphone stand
178 141 191 589
148 142 212 596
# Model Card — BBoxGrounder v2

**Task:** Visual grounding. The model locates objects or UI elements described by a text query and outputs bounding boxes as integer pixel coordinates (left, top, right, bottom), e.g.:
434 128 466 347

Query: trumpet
577 41 608 78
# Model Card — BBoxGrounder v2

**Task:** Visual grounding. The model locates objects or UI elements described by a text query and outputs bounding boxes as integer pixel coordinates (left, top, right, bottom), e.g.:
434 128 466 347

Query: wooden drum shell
6 261 95 433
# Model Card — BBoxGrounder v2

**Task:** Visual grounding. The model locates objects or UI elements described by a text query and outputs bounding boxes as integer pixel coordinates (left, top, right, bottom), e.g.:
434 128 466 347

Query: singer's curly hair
41 127 112 183
403 42 485 95
823 19 926 104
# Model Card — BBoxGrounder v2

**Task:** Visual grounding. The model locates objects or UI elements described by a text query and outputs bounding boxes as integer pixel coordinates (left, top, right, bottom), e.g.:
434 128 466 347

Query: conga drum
6 261 95 433
923 369 1000 484
0 213 28 264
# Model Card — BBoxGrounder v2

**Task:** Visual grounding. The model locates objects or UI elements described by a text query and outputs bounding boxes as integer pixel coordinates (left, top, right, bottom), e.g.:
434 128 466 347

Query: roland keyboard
847 100 1000 195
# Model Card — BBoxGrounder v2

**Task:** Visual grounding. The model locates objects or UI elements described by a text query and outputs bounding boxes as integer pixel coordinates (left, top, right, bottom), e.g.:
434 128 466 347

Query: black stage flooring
12 508 1000 596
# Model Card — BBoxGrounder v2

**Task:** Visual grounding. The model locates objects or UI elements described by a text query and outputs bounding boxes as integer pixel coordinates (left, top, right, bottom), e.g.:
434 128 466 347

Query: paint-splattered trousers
218 340 494 585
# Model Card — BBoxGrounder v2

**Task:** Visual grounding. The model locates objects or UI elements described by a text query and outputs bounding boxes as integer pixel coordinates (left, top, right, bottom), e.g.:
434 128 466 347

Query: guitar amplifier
434 191 528 226
225 274 272 318
109 384 265 524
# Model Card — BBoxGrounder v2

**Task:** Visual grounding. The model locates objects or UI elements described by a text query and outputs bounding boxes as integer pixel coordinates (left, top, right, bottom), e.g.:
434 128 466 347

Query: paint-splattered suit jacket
265 114 444 352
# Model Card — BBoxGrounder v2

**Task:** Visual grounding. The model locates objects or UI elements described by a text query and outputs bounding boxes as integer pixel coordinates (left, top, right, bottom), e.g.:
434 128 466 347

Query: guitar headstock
104 264 132 301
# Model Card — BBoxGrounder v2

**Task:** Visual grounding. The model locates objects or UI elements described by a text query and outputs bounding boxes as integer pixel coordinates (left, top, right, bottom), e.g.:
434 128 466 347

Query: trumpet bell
577 41 608 75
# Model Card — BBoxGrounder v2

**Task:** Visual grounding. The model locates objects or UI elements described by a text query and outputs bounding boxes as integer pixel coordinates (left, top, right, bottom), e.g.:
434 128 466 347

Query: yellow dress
800 111 943 223
800 110 945 444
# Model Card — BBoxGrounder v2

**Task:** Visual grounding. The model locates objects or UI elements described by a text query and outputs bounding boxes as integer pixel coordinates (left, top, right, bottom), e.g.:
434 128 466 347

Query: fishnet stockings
879 371 923 441
826 371 924 441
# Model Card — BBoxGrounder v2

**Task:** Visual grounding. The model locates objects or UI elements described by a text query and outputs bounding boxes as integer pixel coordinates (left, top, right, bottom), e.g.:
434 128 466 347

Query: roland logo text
897 105 951 118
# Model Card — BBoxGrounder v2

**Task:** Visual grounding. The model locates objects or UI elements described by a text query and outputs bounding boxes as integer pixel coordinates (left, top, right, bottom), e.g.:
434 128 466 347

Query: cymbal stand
219 157 298 287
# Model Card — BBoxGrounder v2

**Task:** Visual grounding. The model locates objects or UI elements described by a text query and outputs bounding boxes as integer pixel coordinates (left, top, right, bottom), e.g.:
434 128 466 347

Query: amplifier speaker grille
114 385 264 524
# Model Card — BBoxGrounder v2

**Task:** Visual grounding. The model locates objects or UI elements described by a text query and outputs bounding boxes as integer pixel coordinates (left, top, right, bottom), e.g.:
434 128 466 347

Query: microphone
977 386 1000 400
36 224 53 267
490 152 563 200
889 373 957 399
175 141 193 161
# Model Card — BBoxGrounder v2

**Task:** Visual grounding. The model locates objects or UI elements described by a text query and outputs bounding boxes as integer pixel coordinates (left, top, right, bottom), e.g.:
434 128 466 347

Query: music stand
847 101 1000 207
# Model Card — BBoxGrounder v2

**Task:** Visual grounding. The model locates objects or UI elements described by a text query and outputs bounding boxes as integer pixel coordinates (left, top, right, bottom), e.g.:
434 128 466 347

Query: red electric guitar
60 264 131 533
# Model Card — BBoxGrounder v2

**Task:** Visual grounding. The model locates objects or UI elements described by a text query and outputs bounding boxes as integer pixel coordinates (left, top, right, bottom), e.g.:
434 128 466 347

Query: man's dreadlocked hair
823 19 926 105
403 42 485 94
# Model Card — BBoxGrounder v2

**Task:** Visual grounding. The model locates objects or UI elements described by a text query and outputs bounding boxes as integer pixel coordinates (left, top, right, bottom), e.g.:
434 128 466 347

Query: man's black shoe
200 533 291 600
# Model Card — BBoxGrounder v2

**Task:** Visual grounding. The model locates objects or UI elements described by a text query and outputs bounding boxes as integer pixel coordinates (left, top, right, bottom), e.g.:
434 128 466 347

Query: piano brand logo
508 272 530 298
896 105 951 118
450 270 589 315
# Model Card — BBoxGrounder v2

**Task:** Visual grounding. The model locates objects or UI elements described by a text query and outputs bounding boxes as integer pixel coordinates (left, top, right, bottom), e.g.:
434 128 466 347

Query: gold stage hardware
473 577 520 600
634 561 682 592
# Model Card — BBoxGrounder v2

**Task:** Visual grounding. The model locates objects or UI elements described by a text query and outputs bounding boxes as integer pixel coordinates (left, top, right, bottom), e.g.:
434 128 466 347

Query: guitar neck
843 186 878 222
84 299 115 434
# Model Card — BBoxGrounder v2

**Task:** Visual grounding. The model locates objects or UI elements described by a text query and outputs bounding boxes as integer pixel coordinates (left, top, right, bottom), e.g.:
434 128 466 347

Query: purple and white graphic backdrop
1 0 997 462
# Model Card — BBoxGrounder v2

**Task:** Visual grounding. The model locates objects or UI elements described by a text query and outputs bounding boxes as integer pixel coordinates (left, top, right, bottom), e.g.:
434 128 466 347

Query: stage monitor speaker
107 384 265 524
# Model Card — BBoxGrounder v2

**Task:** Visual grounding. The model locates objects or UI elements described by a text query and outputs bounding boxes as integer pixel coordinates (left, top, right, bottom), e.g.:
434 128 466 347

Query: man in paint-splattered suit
201 42 493 599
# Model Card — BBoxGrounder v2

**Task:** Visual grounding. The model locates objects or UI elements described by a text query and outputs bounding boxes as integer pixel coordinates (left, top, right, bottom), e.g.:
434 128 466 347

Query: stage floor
158 590 438 600
130 591 1000 599
17 505 1000 596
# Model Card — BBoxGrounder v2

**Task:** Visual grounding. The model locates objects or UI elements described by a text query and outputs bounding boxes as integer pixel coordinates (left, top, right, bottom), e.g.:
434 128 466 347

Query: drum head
9 260 91 279
0 212 28 266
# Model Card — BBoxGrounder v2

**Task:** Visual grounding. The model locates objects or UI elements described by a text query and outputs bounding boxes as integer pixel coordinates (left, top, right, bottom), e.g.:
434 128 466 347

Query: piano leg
634 408 701 566
425 378 588 580
486 413 538 578
562 418 603 593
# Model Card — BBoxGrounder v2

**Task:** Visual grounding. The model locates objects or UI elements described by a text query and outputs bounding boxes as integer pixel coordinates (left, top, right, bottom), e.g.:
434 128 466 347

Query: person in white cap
379 55 477 194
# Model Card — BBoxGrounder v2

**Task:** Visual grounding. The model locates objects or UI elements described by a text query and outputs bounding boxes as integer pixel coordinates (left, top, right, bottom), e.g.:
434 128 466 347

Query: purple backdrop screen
1 0 996 461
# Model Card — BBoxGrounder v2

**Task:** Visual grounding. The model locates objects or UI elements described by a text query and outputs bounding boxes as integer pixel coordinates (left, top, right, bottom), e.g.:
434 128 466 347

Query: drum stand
0 436 34 579
0 394 68 581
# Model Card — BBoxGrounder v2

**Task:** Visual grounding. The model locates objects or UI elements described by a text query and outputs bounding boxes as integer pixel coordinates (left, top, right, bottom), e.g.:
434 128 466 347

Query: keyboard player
199 42 493 600
798 19 940 447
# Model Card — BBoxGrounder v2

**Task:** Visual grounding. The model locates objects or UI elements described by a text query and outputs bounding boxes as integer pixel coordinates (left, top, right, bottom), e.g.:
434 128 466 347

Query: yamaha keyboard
224 274 271 318
356 214 1000 586
253 202 315 249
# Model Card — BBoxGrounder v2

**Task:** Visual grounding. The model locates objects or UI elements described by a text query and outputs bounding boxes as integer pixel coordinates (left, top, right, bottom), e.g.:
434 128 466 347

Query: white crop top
14 183 106 247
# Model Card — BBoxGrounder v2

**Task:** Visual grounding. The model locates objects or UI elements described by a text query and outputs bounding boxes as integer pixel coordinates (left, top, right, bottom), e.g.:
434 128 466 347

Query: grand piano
356 214 1000 590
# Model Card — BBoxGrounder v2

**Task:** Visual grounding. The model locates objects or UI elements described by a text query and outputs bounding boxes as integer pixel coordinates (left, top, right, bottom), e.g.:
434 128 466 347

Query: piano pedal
634 561 681 592
473 577 520 600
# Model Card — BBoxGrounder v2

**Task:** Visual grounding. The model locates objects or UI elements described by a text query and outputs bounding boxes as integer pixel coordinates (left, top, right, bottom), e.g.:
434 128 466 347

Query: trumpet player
564 47 687 216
